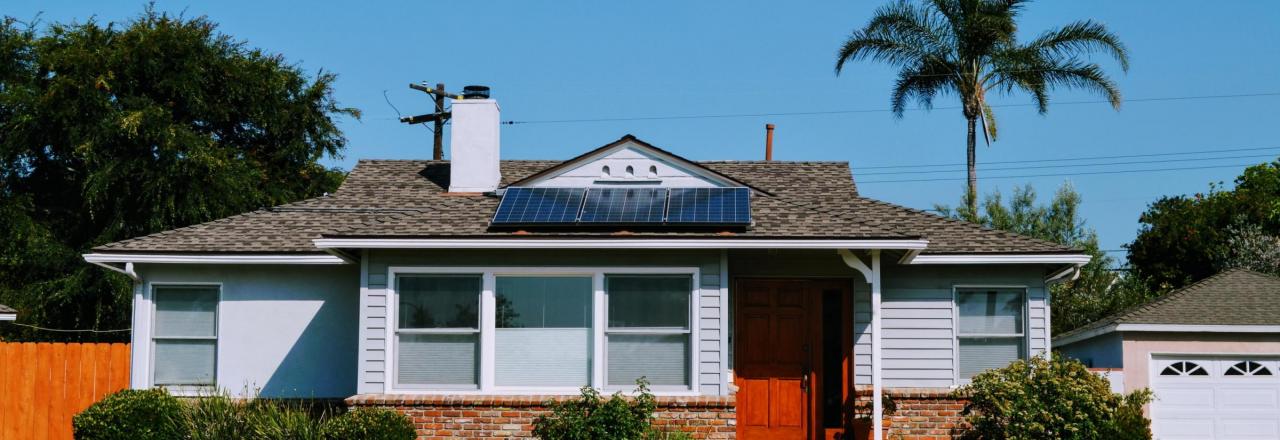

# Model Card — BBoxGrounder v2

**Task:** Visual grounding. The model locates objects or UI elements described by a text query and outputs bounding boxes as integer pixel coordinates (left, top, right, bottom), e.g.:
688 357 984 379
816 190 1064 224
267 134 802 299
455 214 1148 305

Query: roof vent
462 85 491 99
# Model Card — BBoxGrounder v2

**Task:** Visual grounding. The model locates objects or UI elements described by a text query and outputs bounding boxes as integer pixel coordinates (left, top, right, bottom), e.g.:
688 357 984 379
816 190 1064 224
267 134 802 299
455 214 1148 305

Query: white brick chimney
448 98 501 193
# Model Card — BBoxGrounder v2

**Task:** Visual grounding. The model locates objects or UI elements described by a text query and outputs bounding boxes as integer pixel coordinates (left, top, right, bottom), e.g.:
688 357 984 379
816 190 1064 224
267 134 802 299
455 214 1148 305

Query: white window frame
149 282 222 395
952 285 1029 383
387 266 700 396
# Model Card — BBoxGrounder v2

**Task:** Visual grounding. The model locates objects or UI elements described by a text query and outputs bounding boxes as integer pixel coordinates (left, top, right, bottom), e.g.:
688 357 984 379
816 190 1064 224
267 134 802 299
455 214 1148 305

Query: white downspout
837 249 884 440
870 250 883 440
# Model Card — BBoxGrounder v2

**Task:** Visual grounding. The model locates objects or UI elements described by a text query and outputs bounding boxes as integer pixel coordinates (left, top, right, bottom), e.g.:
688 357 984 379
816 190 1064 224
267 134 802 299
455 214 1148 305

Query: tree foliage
836 0 1128 214
1127 160 1280 290
0 10 356 341
937 183 1156 334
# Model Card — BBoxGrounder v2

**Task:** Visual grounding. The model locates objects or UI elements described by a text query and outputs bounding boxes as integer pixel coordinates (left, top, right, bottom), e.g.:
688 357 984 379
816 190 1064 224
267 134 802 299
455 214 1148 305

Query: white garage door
1153 357 1280 440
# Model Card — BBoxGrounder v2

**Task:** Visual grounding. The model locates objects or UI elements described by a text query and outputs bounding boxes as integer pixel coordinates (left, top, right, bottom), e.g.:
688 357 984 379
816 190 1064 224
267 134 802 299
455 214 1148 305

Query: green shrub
956 354 1153 440
533 378 686 440
73 388 187 440
322 408 416 440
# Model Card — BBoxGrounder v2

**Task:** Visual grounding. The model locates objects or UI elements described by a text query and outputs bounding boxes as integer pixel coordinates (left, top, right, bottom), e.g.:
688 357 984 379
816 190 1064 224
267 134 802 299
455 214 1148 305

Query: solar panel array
491 187 751 226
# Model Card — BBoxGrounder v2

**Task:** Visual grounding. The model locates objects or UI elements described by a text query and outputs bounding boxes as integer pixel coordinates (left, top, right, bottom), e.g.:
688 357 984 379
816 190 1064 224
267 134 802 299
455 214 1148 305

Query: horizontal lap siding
856 264 1052 388
360 249 725 395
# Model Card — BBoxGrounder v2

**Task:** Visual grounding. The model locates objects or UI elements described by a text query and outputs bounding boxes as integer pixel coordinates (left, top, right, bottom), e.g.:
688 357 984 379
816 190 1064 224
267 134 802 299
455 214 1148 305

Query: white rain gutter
314 238 929 250
83 253 349 265
86 260 140 282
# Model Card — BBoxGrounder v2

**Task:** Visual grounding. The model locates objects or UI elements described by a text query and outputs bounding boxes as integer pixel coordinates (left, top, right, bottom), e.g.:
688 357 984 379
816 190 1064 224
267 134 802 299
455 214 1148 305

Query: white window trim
386 266 701 396
148 282 222 396
952 285 1030 383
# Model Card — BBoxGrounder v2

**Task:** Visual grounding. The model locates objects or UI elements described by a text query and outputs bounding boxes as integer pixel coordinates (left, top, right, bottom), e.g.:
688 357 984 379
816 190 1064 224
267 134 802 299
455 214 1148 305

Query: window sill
345 393 733 408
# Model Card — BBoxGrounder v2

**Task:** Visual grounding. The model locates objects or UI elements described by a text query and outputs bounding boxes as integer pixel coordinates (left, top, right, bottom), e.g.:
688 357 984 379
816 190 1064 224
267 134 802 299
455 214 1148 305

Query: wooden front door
735 279 851 440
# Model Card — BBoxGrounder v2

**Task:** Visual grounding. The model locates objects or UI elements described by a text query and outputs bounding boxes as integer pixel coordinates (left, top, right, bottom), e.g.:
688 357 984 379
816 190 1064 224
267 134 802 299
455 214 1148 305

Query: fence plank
60 344 83 440
0 343 12 439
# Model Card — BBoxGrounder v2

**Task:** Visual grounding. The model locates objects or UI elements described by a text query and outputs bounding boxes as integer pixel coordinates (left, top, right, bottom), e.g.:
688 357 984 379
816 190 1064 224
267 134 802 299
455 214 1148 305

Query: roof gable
507 135 761 191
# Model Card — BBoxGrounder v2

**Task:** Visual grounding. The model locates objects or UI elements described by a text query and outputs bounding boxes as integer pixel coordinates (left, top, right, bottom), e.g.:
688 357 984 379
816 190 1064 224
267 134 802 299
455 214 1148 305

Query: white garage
1152 357 1280 440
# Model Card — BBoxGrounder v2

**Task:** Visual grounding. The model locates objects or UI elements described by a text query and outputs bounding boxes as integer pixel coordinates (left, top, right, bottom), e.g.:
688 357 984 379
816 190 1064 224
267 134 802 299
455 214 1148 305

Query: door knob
801 364 810 393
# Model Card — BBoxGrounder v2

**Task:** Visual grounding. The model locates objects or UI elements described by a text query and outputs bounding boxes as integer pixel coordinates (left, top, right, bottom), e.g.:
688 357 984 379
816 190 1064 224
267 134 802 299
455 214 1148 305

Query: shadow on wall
253 280 358 398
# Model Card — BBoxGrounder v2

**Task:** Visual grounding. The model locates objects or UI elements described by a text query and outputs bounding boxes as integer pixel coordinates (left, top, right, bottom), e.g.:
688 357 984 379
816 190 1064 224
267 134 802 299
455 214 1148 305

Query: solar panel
579 188 667 224
491 187 586 225
666 187 751 225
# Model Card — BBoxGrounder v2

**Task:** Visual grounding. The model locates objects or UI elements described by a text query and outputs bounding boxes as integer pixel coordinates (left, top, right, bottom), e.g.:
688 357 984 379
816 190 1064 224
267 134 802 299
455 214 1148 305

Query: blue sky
10 0 1280 258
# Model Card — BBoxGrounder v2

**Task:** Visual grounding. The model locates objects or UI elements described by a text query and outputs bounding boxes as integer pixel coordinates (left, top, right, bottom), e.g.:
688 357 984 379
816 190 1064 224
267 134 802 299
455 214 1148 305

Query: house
1055 269 1280 440
83 96 1089 440
0 304 14 321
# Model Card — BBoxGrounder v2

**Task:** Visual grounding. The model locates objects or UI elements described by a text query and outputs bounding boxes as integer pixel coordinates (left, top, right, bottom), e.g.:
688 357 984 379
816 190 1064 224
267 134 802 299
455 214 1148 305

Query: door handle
801 364 811 393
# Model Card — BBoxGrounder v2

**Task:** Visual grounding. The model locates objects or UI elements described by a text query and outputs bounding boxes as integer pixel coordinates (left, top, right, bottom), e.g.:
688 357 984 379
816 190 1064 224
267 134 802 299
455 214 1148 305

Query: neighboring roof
1055 269 1280 344
93 137 1079 256
0 304 15 321
0 304 14 313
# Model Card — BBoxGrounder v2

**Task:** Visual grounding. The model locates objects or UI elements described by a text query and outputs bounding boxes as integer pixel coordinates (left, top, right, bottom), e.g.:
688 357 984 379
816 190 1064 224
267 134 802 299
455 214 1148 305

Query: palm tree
836 0 1128 216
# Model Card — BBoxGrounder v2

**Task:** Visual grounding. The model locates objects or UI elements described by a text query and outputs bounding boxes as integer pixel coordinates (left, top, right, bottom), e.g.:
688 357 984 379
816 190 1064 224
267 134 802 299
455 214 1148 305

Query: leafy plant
242 399 330 440
73 389 187 440
321 408 417 440
835 0 1129 214
533 378 686 440
956 354 1152 440
183 393 252 440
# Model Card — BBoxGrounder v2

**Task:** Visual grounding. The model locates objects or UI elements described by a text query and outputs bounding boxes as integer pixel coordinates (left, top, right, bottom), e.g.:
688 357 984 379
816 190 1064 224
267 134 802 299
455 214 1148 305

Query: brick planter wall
854 387 969 440
345 394 736 439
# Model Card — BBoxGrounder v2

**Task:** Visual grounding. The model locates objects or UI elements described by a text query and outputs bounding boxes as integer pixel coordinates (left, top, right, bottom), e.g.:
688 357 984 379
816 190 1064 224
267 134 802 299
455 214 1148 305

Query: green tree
0 11 357 341
1127 160 1280 290
836 0 1128 214
937 184 1156 334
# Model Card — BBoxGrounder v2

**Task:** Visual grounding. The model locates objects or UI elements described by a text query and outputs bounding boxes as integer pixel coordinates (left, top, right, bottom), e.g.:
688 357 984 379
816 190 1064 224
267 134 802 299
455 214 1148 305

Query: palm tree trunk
966 116 978 217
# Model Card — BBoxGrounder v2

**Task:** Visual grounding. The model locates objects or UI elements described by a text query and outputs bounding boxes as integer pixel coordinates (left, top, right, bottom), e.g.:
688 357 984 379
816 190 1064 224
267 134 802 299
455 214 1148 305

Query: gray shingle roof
1056 269 1280 342
94 157 1078 255
0 304 15 314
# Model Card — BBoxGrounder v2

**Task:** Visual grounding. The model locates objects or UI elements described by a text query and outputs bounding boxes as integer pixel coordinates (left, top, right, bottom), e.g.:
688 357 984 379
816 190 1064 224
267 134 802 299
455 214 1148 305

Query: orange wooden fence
0 343 131 440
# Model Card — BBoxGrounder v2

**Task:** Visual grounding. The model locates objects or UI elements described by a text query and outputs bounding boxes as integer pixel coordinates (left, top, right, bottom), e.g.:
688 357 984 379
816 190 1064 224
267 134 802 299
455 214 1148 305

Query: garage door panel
1218 387 1280 409
1156 417 1216 440
1158 387 1217 409
1219 419 1279 440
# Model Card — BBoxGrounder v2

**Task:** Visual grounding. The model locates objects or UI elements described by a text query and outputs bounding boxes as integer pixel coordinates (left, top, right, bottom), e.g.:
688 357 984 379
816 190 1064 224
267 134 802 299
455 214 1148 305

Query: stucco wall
1121 332 1280 392
130 264 360 398
359 249 727 395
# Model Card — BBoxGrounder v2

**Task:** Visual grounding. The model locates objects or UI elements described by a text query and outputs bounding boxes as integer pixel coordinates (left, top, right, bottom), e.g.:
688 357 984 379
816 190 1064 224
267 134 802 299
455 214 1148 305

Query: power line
8 322 132 333
857 145 1280 170
859 162 1262 184
496 91 1280 125
857 152 1280 176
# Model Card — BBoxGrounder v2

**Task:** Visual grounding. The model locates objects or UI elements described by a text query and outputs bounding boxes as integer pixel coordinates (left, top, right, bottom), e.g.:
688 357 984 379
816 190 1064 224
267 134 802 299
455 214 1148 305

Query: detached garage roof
1055 269 1280 345
0 304 15 321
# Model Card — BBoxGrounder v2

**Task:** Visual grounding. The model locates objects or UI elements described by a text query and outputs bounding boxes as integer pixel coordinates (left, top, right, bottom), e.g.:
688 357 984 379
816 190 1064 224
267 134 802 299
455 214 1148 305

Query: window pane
496 328 591 387
957 290 1024 335
154 286 218 337
398 333 478 386
495 277 592 328
494 276 592 387
958 337 1024 379
398 275 480 329
607 334 689 387
154 340 215 385
607 276 690 329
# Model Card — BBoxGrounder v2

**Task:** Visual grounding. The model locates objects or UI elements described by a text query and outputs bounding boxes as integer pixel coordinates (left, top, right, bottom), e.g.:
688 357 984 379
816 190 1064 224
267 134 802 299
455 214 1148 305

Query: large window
390 268 697 393
396 275 481 389
606 276 691 388
956 287 1026 379
495 276 592 387
152 285 219 388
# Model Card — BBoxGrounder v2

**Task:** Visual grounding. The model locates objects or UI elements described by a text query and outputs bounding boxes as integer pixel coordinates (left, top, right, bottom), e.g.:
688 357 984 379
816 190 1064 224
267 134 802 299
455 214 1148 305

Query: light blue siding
1056 332 1125 368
